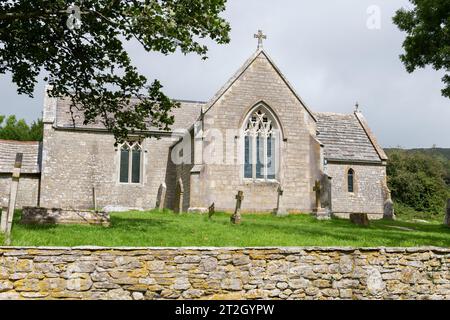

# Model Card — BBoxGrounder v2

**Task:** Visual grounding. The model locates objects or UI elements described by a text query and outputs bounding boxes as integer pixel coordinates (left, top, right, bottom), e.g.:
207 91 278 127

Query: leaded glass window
348 168 354 193
243 108 279 180
119 141 143 184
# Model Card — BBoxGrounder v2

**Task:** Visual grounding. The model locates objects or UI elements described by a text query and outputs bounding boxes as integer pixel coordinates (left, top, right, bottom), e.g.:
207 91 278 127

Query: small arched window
347 168 355 193
119 141 142 183
243 107 279 180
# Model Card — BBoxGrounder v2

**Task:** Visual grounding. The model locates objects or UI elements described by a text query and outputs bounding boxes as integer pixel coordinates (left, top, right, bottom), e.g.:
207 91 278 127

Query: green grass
4 210 449 247
394 202 445 223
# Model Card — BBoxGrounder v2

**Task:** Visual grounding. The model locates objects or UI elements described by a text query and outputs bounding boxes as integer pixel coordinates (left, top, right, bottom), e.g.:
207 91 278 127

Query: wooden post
5 153 23 244
231 191 244 224
92 187 97 211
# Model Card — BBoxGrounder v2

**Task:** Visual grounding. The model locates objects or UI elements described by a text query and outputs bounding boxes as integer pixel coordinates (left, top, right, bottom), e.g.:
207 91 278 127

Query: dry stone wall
0 247 448 300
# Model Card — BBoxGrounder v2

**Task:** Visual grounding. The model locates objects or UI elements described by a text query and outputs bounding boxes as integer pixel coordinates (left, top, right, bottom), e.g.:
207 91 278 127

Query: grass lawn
1 210 449 247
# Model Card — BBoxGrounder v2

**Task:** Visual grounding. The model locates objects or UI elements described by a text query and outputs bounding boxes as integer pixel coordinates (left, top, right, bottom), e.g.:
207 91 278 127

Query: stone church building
0 45 390 218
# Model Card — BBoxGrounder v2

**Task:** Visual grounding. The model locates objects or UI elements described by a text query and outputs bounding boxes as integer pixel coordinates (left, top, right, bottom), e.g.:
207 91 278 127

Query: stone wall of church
0 174 40 208
193 53 322 213
0 246 448 300
39 125 177 210
326 163 387 218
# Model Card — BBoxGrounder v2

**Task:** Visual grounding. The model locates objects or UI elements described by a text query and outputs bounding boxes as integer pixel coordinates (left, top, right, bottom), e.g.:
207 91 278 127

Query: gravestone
350 213 369 226
312 179 330 219
444 199 450 227
175 179 184 214
273 186 287 216
208 203 215 219
230 191 244 224
313 180 321 210
383 199 395 220
156 183 167 211
0 207 7 233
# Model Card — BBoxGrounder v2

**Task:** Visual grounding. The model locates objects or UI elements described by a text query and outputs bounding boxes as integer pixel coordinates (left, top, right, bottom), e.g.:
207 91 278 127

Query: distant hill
385 148 450 160
385 147 450 186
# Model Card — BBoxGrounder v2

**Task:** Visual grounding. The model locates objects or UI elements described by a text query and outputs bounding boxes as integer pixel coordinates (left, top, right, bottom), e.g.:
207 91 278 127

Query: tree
386 149 449 215
0 1 231 142
0 115 43 141
393 0 450 98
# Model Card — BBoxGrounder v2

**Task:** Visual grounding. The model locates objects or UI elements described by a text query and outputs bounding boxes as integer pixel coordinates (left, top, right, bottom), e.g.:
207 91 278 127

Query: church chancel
0 31 390 219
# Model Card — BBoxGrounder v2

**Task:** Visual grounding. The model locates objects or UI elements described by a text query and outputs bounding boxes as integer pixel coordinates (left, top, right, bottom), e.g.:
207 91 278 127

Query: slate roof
0 140 42 174
315 112 386 163
54 97 205 131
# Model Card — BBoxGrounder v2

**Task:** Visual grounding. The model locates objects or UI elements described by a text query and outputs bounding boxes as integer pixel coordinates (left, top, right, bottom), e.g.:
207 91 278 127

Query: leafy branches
393 0 450 98
0 0 231 142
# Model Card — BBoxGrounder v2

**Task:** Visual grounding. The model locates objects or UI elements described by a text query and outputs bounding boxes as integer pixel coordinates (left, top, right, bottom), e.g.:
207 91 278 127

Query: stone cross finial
355 102 360 112
254 30 266 49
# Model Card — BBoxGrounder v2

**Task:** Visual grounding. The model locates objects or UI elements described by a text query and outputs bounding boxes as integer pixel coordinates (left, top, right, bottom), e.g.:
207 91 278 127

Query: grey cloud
0 0 448 147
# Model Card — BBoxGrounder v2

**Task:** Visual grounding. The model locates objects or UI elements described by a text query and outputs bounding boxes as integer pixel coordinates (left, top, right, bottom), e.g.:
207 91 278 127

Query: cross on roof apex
254 30 267 49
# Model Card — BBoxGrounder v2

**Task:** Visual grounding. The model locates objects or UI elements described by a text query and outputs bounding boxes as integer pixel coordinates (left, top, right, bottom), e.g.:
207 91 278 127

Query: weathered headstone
230 191 244 224
176 179 184 214
0 207 7 233
312 179 330 219
208 203 215 219
350 213 369 226
383 199 395 220
444 199 450 227
5 153 23 244
156 183 167 211
273 186 287 216
313 180 321 210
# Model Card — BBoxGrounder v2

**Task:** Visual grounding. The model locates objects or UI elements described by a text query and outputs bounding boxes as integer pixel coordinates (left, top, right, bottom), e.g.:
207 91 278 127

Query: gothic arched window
119 141 142 183
347 168 355 193
243 107 279 180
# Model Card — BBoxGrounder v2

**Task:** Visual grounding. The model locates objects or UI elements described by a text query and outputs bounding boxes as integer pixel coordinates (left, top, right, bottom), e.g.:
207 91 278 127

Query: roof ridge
353 111 388 161
315 111 353 116
202 49 317 122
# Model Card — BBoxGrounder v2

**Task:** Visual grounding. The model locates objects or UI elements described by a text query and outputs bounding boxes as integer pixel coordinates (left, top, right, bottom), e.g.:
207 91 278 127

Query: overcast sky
0 0 448 148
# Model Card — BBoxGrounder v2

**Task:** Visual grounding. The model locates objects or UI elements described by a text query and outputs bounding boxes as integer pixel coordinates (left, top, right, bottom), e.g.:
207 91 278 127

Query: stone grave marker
208 203 215 219
350 213 369 226
230 191 243 224
0 207 7 233
383 199 395 220
156 183 167 211
273 186 287 216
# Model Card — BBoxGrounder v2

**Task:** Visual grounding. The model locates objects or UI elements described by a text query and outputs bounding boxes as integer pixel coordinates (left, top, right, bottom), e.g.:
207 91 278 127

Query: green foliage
409 148 450 185
0 115 43 141
9 210 450 247
0 0 231 142
394 202 443 222
393 0 450 98
386 149 449 216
